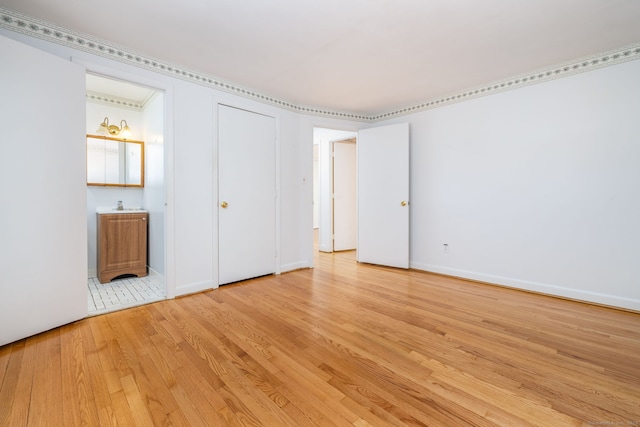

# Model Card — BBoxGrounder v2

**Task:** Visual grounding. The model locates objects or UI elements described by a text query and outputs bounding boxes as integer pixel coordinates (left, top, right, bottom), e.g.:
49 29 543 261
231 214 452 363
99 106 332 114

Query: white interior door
357 123 410 268
333 139 356 251
218 105 276 285
0 35 87 346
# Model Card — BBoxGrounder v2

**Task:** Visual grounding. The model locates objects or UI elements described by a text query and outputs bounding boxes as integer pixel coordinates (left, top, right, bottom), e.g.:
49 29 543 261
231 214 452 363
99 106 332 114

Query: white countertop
96 207 148 214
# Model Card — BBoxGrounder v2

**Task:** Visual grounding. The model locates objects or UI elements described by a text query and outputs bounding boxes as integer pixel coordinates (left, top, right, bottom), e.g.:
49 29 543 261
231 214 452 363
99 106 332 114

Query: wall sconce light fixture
96 117 131 138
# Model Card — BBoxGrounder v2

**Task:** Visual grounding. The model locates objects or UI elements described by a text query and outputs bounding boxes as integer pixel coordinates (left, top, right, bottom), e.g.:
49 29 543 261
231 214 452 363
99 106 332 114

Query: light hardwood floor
1 249 639 426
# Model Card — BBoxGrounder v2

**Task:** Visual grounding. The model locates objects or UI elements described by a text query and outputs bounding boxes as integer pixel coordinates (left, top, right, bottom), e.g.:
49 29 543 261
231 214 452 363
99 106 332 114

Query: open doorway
313 127 358 253
85 73 166 315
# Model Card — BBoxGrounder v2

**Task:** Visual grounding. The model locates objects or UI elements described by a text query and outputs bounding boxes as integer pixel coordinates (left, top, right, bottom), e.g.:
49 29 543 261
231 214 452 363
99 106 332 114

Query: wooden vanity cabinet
97 212 148 283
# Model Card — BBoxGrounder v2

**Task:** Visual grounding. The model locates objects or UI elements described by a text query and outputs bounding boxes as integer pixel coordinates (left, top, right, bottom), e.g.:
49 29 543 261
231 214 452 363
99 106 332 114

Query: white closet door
0 35 87 346
218 105 276 285
357 123 410 269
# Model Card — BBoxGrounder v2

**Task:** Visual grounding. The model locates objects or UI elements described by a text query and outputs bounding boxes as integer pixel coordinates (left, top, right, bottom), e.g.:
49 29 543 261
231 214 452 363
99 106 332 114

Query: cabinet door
98 214 148 282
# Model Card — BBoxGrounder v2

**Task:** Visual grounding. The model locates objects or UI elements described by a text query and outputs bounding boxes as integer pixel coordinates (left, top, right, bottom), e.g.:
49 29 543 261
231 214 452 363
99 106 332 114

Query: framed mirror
87 134 144 187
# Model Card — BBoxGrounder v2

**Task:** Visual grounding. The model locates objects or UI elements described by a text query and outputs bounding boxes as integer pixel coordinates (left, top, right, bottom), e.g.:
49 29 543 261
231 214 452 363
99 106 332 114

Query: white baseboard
175 280 217 297
280 261 310 273
410 262 640 312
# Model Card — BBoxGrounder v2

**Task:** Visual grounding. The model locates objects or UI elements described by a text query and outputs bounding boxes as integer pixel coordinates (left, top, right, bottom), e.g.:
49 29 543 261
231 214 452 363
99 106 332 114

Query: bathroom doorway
85 73 167 315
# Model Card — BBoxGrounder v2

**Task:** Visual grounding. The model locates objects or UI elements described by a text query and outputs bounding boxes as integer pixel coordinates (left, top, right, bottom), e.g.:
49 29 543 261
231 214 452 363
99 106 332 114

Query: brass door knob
220 201 228 208
401 201 408 206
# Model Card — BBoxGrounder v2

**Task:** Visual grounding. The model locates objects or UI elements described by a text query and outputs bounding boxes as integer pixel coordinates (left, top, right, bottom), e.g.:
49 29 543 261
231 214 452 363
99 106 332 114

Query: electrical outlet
443 243 449 253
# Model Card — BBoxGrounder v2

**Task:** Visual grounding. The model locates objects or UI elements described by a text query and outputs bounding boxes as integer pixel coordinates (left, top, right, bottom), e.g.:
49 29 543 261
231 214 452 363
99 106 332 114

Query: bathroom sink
96 207 148 214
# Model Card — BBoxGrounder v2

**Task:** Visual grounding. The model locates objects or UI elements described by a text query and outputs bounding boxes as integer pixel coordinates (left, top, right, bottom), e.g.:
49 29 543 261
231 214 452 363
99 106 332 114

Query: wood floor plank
26 330 64 426
0 341 24 426
0 345 10 390
60 322 100 427
107 389 138 426
107 309 187 425
268 345 361 426
1 248 639 426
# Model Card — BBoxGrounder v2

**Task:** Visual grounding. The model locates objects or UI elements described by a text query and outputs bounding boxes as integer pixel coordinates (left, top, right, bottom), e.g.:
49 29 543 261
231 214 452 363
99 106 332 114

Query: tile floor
88 275 166 316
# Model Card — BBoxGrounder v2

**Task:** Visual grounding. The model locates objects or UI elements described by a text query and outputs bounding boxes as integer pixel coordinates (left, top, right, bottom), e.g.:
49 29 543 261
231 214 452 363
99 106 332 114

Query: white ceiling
2 0 640 116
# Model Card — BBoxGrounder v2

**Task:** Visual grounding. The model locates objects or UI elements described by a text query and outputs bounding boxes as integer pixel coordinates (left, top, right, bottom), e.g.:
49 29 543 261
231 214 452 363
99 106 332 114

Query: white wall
1 34 87 345
172 83 215 294
380 59 640 311
313 144 319 229
278 110 307 272
143 92 166 279
2 24 638 311
0 28 319 299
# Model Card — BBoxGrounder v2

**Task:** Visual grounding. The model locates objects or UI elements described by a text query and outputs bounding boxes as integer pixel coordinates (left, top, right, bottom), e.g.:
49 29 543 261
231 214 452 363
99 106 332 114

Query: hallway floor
88 275 165 316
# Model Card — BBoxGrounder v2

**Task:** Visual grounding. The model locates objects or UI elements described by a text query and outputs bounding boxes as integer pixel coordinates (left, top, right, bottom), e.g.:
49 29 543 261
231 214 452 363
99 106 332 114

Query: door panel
218 105 276 285
357 123 410 268
333 139 356 251
0 35 87 346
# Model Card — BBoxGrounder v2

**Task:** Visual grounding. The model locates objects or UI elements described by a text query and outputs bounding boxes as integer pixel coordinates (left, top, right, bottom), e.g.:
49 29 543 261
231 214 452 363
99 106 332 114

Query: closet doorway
218 104 277 285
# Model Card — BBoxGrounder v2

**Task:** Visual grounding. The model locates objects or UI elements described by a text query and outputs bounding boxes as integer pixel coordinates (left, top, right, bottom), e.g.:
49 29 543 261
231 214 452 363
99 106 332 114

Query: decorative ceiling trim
2 6 640 122
86 91 146 111
371 43 640 121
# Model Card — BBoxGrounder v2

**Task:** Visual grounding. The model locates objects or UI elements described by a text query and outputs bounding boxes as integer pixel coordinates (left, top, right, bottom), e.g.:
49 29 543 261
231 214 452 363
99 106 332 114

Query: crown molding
0 7 369 121
2 6 640 122
371 43 640 121
86 91 146 111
